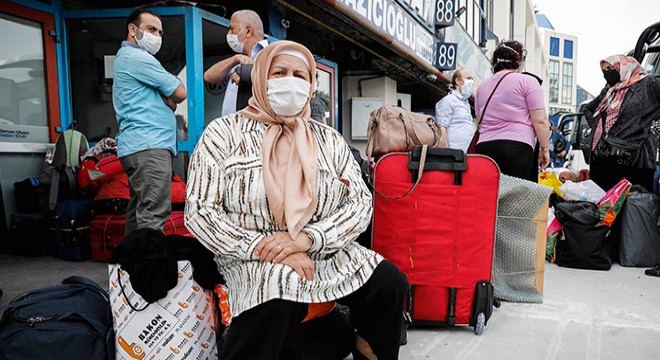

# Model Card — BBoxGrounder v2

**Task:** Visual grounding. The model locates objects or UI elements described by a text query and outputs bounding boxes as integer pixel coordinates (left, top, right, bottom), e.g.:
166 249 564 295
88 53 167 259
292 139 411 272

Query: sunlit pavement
398 263 660 360
2 255 659 360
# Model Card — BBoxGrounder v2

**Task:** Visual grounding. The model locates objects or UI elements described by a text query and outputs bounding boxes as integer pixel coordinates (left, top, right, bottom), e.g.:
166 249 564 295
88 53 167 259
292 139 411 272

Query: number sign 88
436 0 454 25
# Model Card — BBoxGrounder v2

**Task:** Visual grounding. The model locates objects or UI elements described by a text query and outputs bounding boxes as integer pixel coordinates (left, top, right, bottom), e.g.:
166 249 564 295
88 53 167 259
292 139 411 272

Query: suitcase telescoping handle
409 146 467 185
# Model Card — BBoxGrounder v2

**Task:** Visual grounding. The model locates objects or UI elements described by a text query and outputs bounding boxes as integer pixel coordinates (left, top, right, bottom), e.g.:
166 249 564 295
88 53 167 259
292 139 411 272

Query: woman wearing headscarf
185 40 408 360
474 40 550 181
583 55 660 191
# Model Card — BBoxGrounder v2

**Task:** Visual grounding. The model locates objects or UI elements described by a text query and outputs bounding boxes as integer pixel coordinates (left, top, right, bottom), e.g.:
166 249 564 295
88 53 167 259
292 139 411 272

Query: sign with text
434 0 456 28
338 0 436 64
396 0 435 28
433 42 457 70
0 124 49 143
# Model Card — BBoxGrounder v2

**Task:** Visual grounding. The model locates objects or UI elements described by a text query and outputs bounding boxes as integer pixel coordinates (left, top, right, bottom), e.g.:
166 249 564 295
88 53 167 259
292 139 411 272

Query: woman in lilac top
474 41 550 181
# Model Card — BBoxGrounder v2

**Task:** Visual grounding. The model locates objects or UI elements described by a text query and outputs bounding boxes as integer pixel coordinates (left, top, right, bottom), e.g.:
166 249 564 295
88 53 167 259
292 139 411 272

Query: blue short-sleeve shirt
113 41 181 157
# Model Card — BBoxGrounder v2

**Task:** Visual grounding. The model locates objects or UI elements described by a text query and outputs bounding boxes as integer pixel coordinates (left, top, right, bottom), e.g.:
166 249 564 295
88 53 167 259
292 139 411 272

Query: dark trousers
220 261 409 360
119 149 172 234
590 158 655 192
476 139 536 182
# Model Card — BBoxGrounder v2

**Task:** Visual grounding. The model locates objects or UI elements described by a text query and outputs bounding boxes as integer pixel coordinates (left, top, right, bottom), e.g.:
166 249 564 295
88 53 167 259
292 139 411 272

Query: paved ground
1 255 659 359
398 263 660 360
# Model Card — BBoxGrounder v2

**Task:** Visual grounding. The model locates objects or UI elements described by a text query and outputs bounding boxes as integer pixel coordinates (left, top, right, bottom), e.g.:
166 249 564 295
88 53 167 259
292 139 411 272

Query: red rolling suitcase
89 211 192 262
371 146 499 335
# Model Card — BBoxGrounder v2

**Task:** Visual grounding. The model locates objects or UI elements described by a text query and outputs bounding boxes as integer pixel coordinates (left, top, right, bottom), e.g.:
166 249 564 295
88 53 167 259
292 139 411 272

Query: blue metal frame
8 0 55 14
56 6 235 153
52 1 71 132
57 6 210 155
200 8 230 26
7 3 297 149
316 58 340 132
182 6 204 153
56 7 186 131
61 7 186 19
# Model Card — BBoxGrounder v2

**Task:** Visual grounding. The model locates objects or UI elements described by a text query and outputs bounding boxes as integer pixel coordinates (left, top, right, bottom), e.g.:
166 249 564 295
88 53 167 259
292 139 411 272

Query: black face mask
603 69 620 86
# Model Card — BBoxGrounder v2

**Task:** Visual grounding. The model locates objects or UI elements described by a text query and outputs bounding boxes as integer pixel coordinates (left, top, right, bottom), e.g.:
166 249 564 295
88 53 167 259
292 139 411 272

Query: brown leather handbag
365 106 442 159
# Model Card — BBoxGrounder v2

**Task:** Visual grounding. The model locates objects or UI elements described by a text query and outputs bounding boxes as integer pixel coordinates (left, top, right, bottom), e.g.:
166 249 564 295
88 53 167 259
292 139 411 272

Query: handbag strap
478 71 515 126
404 112 441 148
116 267 149 312
373 145 428 200
365 108 382 159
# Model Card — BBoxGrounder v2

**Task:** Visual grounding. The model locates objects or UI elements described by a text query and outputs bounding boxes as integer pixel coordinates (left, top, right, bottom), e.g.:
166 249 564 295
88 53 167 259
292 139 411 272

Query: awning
319 0 451 84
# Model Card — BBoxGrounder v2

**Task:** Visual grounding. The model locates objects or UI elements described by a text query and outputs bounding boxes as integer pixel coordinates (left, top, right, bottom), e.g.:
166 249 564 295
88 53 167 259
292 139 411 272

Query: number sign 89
434 43 456 70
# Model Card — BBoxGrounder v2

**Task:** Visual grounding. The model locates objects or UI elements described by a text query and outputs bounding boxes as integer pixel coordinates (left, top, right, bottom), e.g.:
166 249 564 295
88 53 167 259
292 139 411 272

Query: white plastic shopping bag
109 261 218 360
559 180 605 203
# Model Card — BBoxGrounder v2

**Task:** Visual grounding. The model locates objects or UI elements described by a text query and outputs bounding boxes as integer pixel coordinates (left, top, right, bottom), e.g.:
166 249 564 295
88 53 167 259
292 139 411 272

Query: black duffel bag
554 201 613 270
617 186 660 267
556 222 612 270
0 276 114 360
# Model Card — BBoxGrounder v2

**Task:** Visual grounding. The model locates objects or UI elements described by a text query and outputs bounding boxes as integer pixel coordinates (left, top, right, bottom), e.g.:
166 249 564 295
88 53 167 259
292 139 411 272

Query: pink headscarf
591 55 646 149
238 41 318 239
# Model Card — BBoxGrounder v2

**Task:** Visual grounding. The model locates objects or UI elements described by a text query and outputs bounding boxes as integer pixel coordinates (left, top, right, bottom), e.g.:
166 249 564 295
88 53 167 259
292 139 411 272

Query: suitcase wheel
474 312 486 335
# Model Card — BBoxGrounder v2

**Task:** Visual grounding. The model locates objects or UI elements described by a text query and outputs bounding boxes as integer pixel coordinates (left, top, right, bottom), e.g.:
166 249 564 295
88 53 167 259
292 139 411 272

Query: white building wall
539 28 579 113
489 0 549 104
491 0 512 42
341 76 398 155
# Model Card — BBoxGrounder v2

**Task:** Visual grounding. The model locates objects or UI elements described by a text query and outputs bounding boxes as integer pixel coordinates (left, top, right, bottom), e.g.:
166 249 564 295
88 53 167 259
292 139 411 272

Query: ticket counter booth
0 1 340 226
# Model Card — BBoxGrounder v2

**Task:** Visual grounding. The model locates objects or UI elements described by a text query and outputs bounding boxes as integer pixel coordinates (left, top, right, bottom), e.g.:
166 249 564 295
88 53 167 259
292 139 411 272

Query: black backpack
0 276 114 360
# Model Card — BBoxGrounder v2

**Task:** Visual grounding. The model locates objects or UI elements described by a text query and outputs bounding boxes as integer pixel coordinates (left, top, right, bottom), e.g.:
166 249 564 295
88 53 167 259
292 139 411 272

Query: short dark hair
127 8 160 29
492 40 525 73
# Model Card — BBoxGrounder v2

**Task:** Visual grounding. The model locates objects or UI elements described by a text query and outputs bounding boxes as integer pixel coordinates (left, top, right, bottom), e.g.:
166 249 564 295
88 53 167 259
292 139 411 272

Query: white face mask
135 28 162 55
461 79 474 98
226 28 246 54
267 76 311 117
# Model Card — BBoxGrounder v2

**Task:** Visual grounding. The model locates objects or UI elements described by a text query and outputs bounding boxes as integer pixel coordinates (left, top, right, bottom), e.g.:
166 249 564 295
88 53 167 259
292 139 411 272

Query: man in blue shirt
204 10 268 116
112 8 187 233
435 69 476 153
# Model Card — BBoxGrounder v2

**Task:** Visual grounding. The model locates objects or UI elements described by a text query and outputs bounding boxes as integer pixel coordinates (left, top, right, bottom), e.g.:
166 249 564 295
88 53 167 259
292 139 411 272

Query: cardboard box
533 201 549 296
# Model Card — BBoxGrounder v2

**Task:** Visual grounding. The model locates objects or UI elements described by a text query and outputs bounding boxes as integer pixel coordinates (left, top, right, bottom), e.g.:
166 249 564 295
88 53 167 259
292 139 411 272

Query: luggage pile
365 106 500 335
8 132 190 262
371 145 500 335
545 176 660 270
